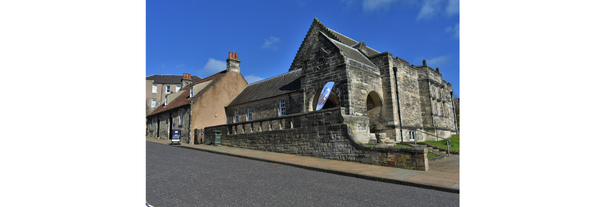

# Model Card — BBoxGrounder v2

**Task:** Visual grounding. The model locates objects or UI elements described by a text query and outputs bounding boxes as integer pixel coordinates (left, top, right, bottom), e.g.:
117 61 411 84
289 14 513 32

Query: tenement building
146 74 203 115
224 18 457 143
146 52 248 144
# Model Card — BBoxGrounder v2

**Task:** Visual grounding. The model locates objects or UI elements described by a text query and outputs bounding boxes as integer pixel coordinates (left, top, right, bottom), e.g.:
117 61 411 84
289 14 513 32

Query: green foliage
427 152 439 158
421 134 459 152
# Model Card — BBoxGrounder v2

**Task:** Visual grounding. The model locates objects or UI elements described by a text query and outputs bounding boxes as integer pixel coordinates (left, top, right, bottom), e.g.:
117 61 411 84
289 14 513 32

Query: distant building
146 74 203 115
146 52 248 144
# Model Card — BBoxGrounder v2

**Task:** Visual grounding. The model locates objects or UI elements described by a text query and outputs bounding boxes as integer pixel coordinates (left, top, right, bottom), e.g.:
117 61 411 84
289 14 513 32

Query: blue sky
147 0 460 95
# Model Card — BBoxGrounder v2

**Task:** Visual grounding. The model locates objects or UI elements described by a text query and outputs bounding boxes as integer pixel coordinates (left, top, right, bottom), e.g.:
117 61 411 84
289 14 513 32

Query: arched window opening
310 89 340 111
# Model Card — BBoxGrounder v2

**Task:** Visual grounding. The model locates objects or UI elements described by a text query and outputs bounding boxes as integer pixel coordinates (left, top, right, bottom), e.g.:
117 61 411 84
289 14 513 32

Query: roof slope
289 18 381 71
146 74 203 84
227 69 302 107
147 71 227 116
322 32 378 69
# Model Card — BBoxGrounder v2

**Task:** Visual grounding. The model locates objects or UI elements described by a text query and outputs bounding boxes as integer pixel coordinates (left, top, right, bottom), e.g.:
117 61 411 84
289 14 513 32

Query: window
234 109 238 123
279 100 286 116
247 107 251 121
436 87 440 99
151 99 156 107
176 86 181 92
152 84 157 93
165 95 168 105
189 86 194 98
166 86 171 93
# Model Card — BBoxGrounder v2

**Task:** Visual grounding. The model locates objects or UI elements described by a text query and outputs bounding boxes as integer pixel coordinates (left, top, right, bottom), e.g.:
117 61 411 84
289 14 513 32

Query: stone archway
309 89 340 111
367 91 382 133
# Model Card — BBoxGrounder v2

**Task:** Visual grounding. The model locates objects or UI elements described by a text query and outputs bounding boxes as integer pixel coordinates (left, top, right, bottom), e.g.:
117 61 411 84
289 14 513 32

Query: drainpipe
392 67 404 143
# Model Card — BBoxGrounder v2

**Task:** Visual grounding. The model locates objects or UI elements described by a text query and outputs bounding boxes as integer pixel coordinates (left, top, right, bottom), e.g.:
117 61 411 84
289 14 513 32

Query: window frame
176 86 181 92
166 85 171 93
152 84 157 93
247 107 251 121
151 99 156 107
189 86 194 98
279 100 286 116
234 109 238 123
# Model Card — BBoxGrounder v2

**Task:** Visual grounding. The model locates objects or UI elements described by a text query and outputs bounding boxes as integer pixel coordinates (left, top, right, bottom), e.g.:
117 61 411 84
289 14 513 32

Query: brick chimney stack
181 73 193 88
226 51 240 73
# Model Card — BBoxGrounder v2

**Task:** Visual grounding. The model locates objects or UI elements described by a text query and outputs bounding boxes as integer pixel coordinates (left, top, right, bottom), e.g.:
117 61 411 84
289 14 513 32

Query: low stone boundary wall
204 107 428 171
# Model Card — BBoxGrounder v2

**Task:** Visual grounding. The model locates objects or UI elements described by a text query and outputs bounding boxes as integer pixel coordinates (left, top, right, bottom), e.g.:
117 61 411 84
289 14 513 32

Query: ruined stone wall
415 66 457 140
204 107 428 171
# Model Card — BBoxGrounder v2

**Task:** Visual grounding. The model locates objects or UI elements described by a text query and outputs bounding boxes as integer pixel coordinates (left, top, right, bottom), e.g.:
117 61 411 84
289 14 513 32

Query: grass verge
420 134 459 152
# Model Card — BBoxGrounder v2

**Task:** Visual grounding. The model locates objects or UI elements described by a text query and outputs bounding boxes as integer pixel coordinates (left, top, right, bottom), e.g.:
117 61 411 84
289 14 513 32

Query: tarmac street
146 140 460 206
146 137 459 192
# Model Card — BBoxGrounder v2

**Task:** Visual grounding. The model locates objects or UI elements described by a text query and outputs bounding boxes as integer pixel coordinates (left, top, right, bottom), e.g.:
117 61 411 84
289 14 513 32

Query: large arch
367 91 383 133
309 89 340 111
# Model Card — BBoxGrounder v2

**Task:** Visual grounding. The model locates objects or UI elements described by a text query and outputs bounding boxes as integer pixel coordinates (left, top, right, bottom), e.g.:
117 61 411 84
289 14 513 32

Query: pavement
146 137 459 193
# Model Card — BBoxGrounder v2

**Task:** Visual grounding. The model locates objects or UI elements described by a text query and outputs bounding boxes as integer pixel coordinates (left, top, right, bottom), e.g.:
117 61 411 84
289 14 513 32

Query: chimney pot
235 53 238 59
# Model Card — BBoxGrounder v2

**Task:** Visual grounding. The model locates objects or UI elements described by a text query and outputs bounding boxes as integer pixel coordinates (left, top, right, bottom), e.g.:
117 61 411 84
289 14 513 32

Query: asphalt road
147 142 459 207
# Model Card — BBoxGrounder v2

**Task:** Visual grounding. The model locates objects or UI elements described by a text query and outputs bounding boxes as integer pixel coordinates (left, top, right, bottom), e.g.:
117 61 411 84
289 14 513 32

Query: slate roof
319 20 381 56
146 74 203 84
227 69 302 107
147 71 227 117
323 32 378 69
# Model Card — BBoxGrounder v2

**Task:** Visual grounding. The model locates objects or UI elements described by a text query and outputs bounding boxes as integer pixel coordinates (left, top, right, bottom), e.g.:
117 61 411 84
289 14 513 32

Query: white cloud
244 75 264 83
445 0 459 17
261 36 281 50
201 58 226 74
445 23 459 39
176 64 185 68
362 0 397 13
426 55 450 67
417 0 442 21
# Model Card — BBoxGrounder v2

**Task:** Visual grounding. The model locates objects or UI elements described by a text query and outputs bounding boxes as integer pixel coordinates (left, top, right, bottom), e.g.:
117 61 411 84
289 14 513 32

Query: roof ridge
246 68 301 87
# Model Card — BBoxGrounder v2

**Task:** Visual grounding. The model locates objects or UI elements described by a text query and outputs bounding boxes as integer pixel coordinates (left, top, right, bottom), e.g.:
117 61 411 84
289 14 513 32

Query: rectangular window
166 86 171 93
152 84 157 93
234 109 238 123
165 95 168 105
189 86 194 98
247 107 251 121
151 99 156 107
279 100 286 116
176 86 181 92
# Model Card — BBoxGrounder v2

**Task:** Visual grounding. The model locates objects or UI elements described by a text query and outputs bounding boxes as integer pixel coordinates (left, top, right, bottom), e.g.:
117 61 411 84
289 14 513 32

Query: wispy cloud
176 64 185 68
261 36 281 50
417 0 442 21
362 0 397 13
445 0 459 17
244 75 264 83
445 23 459 39
200 58 226 75
161 64 165 68
426 55 450 67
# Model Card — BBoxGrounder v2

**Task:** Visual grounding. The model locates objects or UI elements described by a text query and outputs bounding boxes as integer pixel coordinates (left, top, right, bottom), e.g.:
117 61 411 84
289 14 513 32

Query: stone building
146 52 248 144
146 74 202 115
224 18 457 143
